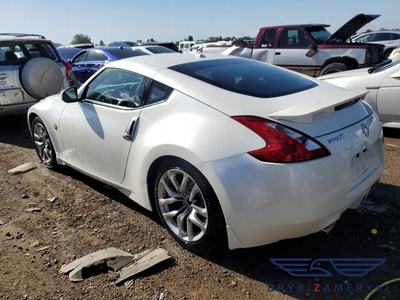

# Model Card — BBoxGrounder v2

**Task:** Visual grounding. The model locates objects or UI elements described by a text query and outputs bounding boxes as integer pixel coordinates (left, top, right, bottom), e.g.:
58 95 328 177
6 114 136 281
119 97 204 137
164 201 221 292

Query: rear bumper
198 114 384 249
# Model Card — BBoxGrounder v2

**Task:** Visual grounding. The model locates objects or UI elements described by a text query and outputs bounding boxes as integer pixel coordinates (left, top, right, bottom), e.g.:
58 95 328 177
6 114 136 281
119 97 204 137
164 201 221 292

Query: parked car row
63 46 177 84
0 33 78 115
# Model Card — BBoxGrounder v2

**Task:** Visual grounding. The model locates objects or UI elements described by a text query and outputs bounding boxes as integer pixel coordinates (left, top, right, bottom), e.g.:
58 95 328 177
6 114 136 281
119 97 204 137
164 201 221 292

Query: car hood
323 14 380 44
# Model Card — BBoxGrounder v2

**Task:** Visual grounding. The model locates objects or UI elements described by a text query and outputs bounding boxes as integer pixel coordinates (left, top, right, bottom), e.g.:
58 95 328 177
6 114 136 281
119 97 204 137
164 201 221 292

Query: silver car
351 30 400 60
0 33 78 115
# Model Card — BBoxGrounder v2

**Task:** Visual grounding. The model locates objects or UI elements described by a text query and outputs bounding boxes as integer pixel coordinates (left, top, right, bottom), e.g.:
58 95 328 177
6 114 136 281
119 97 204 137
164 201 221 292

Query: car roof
0 33 46 39
358 30 400 35
72 46 150 60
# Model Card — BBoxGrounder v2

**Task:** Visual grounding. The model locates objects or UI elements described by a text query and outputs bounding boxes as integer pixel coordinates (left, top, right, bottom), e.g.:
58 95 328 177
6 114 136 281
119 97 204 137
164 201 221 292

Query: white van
178 41 196 53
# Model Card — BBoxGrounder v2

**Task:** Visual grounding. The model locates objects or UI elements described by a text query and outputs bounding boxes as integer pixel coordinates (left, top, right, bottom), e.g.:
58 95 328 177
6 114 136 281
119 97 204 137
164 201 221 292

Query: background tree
99 40 105 46
188 35 193 41
71 34 92 44
146 38 155 42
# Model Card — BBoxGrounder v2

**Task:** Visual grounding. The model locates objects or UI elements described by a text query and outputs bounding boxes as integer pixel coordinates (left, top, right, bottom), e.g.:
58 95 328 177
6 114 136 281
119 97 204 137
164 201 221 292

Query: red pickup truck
200 14 385 77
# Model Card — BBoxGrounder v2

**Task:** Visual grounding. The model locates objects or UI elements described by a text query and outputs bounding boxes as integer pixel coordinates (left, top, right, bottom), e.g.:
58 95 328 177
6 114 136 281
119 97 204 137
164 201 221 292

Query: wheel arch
383 47 396 59
321 57 359 70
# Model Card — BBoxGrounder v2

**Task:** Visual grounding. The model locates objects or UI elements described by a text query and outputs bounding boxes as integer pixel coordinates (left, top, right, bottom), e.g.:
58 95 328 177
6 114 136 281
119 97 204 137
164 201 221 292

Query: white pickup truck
201 14 385 76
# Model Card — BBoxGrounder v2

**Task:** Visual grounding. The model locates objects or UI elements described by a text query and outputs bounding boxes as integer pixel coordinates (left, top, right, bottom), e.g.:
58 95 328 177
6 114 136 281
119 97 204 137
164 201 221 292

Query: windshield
369 59 400 73
306 27 332 44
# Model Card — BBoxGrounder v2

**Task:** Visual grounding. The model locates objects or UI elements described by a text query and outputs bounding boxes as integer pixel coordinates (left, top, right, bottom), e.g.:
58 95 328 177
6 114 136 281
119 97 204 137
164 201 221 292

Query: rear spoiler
269 91 368 123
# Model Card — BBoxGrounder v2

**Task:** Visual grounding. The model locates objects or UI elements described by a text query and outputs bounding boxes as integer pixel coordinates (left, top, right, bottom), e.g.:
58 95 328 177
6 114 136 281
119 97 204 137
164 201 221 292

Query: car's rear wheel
320 62 350 75
153 159 225 253
31 116 57 168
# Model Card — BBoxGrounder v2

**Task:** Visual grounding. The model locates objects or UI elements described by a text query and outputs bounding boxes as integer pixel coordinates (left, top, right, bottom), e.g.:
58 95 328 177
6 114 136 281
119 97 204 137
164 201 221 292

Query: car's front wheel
153 159 226 253
320 62 350 75
31 116 57 168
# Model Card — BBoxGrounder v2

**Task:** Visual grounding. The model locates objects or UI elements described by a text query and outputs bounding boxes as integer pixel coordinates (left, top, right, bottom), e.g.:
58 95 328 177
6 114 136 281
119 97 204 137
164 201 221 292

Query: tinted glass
373 32 391 41
169 59 317 98
106 48 149 58
146 81 173 104
391 33 400 40
145 46 175 54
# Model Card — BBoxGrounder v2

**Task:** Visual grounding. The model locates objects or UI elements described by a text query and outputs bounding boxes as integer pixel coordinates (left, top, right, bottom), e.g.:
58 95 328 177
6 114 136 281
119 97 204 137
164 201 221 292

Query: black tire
31 116 57 168
320 62 350 75
384 49 394 60
153 158 226 253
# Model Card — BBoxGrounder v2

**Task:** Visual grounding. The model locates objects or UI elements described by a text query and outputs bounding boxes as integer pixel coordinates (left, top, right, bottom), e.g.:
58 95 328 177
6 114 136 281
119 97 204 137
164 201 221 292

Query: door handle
123 117 138 141
275 52 281 55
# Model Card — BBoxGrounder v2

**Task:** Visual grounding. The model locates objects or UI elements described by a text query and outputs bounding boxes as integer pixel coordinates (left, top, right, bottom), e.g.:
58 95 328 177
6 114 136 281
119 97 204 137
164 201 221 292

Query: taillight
233 116 330 163
62 60 73 78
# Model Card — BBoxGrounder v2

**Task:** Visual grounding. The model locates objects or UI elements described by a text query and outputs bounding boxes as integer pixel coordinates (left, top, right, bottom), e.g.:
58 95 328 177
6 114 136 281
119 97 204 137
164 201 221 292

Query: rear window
0 41 59 64
169 58 317 98
106 48 149 59
145 46 175 54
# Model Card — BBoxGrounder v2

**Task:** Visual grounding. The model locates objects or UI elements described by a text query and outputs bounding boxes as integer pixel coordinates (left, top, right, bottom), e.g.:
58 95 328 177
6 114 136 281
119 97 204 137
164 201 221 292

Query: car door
71 51 88 83
59 67 152 183
82 50 109 82
273 27 318 76
376 65 400 122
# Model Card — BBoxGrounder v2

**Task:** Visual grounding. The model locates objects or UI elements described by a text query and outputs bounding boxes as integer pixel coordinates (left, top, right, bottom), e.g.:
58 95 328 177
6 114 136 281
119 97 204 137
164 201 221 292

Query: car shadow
50 165 159 224
0 114 33 148
48 164 400 299
196 181 400 299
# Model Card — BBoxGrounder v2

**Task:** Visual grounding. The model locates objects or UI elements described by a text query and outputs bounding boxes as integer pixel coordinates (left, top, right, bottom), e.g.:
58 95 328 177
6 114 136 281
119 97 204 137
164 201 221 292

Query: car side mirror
61 86 79 103
306 44 317 57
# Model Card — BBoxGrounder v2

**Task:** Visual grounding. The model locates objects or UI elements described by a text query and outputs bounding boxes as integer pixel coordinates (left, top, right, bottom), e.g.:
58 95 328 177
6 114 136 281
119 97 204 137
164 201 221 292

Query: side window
261 29 276 48
26 43 57 60
72 51 87 63
279 28 300 48
87 51 108 61
278 28 312 48
355 34 373 43
85 67 151 108
373 32 391 41
391 33 400 40
146 81 173 105
13 46 25 59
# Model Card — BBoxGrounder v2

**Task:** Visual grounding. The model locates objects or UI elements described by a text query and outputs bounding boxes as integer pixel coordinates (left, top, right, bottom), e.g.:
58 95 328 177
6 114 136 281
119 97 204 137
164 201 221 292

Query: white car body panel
319 61 400 128
27 54 384 249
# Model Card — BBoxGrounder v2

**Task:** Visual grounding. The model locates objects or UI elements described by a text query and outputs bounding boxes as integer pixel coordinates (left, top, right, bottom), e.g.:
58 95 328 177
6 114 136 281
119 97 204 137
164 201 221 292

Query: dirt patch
0 115 399 300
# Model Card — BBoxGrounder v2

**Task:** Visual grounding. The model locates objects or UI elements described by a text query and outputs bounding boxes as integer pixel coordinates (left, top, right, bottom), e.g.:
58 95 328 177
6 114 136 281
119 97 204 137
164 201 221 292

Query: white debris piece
8 162 36 175
60 247 171 283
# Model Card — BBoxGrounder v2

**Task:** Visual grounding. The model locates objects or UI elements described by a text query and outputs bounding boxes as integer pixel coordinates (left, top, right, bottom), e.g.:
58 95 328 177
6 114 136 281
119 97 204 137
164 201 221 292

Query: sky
3 0 400 45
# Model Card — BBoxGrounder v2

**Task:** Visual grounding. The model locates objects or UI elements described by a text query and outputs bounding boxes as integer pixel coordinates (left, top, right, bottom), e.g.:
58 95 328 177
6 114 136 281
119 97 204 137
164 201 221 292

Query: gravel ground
0 115 399 300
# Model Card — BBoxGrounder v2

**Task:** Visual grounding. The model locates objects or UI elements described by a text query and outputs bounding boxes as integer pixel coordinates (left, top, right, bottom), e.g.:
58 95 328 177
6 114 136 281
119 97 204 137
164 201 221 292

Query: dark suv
0 33 78 115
